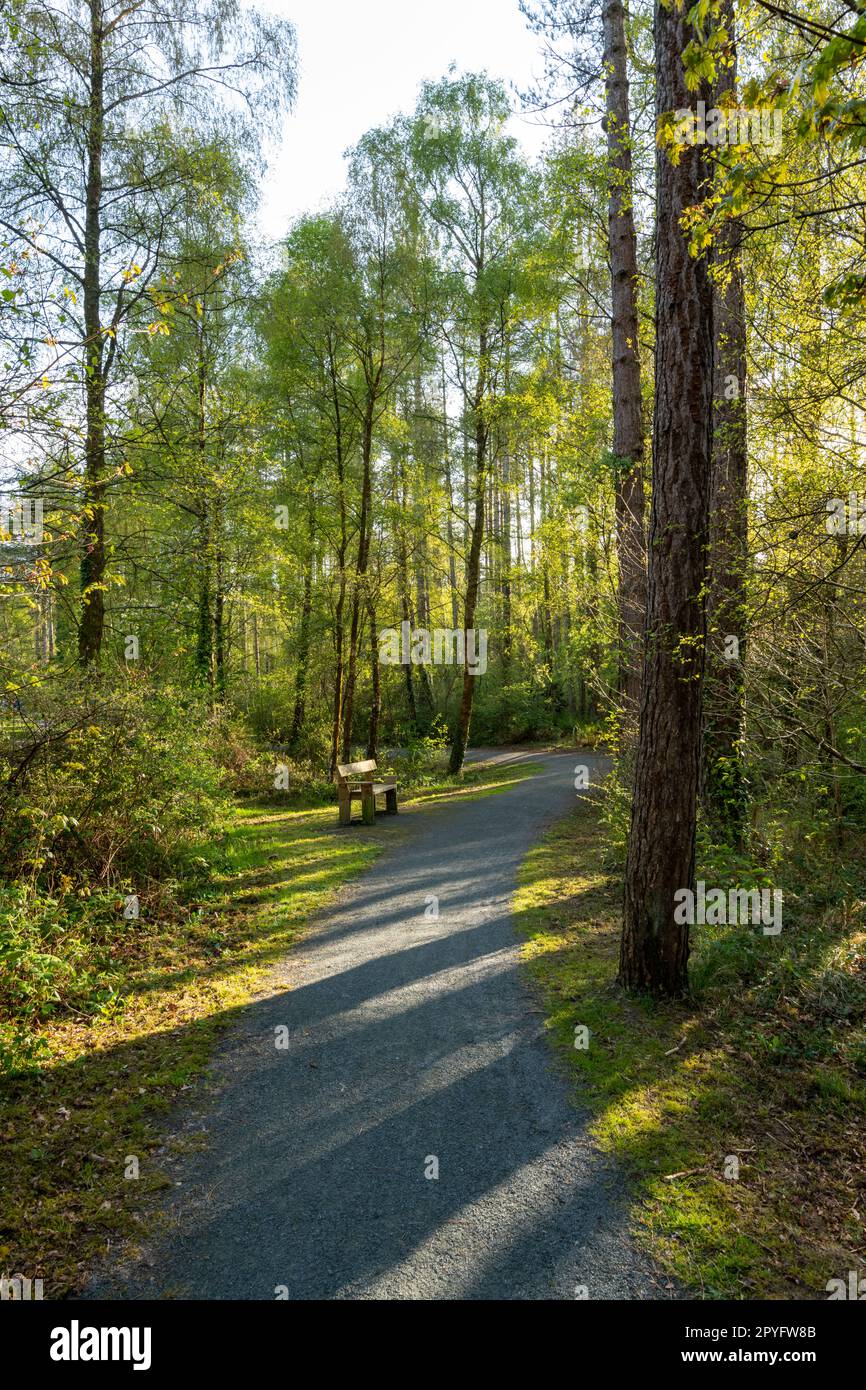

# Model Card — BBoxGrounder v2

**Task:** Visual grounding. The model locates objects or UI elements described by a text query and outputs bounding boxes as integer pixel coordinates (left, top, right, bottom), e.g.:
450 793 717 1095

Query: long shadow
73 752 657 1299
82 969 653 1300
0 750 643 1299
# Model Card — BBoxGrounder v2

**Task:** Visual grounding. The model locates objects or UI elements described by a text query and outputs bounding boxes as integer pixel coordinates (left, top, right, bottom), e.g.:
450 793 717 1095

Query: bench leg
362 787 376 825
338 789 352 827
385 788 398 815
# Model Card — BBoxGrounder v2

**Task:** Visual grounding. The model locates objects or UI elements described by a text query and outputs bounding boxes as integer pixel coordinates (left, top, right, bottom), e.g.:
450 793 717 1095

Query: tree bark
620 0 714 997
78 0 106 665
341 404 373 761
702 0 749 839
328 343 348 779
442 353 460 630
603 0 647 709
366 598 381 759
449 328 488 775
289 487 316 752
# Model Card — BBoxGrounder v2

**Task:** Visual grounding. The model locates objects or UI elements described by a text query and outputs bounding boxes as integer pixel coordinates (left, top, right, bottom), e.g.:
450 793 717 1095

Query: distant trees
0 0 296 663
406 74 544 773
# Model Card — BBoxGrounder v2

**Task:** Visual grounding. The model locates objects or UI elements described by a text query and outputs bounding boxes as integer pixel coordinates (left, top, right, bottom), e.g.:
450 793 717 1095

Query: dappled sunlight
350 1143 610 1301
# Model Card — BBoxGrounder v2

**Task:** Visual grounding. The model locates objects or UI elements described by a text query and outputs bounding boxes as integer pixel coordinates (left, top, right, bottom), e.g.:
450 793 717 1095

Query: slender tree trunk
449 328 488 775
289 488 315 752
341 404 374 761
195 564 212 687
366 598 381 759
603 0 647 709
540 448 554 669
702 0 748 840
442 353 460 630
193 329 212 690
397 455 419 733
213 566 225 699
78 0 106 665
329 347 348 779
413 380 435 719
620 0 714 997
213 495 225 701
502 446 513 677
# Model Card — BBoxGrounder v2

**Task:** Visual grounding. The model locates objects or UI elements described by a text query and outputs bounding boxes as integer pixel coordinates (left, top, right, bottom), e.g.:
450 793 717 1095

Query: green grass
515 797 866 1300
0 755 536 1296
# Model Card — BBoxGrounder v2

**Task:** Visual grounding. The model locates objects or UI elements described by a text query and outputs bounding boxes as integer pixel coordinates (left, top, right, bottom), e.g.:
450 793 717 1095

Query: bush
207 712 276 797
0 675 228 889
0 882 133 1072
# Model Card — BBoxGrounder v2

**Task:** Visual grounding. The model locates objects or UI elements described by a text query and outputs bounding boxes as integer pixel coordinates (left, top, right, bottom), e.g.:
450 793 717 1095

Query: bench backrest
335 759 377 784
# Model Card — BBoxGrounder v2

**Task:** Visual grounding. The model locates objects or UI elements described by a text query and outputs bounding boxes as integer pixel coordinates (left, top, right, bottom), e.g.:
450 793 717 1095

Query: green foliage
0 677 228 888
0 884 130 1072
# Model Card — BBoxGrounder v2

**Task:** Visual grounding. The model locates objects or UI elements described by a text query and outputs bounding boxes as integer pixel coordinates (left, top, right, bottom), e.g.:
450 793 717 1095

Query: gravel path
91 749 666 1301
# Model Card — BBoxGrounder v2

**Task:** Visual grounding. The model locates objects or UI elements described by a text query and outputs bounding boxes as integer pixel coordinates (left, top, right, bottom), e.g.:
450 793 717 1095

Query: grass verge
0 756 535 1297
515 796 866 1299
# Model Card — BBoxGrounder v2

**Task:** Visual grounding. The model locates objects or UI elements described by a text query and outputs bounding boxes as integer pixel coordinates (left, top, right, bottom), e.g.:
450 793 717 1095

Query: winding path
93 750 665 1301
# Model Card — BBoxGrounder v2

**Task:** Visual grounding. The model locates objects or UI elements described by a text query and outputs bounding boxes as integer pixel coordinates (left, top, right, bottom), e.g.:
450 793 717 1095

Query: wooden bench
335 759 399 827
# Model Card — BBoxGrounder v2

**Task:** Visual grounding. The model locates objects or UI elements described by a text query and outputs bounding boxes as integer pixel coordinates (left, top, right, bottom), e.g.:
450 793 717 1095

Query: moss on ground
515 796 866 1300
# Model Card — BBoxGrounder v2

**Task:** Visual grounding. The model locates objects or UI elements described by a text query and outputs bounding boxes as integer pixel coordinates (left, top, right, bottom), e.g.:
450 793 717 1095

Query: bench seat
335 760 399 826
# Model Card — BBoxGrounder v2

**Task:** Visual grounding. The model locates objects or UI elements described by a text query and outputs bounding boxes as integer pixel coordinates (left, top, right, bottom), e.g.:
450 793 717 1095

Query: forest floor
0 755 539 1298
85 749 670 1300
517 798 866 1299
8 747 858 1301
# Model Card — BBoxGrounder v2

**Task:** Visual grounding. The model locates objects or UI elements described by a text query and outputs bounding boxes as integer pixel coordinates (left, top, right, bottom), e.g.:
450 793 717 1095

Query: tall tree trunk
540 447 554 670
78 0 106 665
329 346 348 779
213 521 225 701
366 599 381 759
413 380 436 719
397 455 419 734
195 508 212 689
603 0 647 709
193 328 212 690
341 405 374 761
449 329 488 775
620 0 714 997
702 0 748 840
289 488 315 752
442 353 460 630
502 446 513 678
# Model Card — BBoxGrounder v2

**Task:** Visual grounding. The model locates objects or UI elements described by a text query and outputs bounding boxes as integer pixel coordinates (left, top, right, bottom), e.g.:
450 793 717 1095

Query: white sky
255 0 554 243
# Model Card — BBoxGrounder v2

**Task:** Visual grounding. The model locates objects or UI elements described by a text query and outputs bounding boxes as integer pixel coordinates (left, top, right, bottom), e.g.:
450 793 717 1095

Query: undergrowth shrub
0 676 227 888
0 675 228 1072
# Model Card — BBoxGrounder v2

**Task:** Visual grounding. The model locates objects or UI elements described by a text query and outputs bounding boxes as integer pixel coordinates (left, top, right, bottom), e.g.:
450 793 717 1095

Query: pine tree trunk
702 0 748 840
603 0 647 709
620 0 714 997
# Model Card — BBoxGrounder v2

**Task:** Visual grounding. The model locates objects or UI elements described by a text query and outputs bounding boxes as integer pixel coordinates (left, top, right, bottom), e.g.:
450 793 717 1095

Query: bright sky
256 0 553 243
